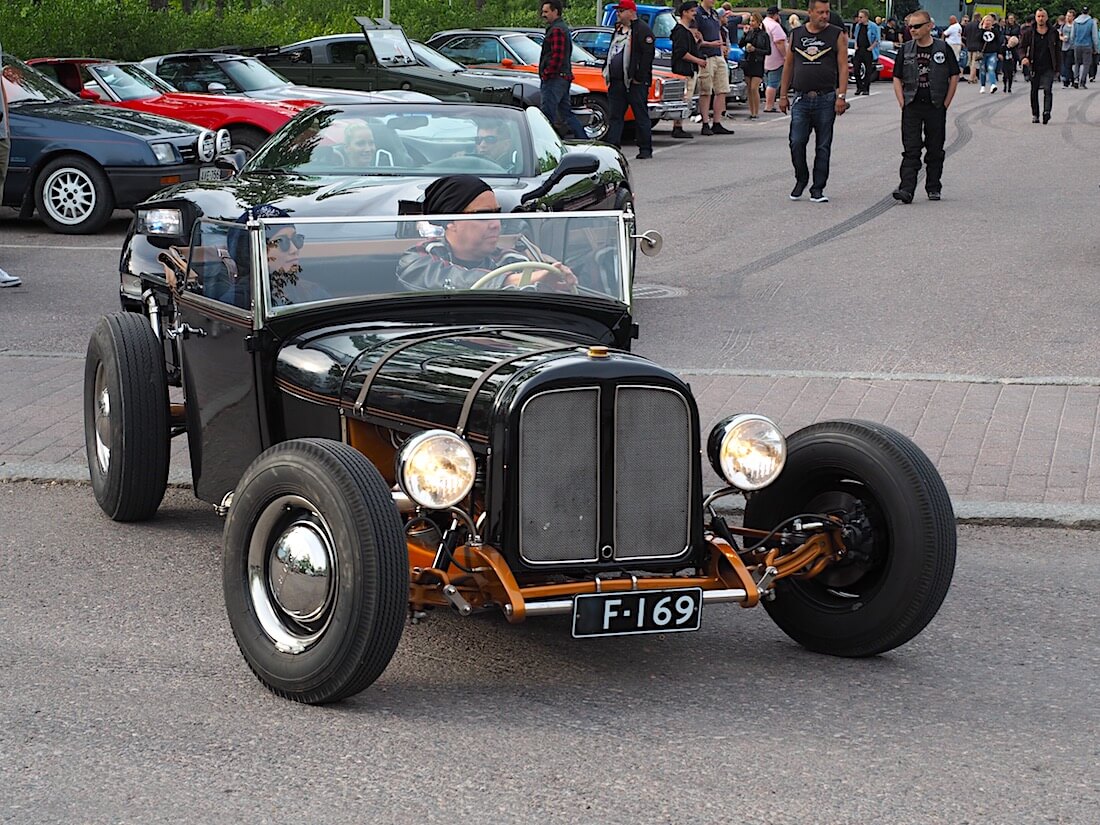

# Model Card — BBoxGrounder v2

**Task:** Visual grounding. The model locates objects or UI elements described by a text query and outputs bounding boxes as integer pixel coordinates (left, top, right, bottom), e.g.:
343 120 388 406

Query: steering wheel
425 155 506 172
469 260 574 291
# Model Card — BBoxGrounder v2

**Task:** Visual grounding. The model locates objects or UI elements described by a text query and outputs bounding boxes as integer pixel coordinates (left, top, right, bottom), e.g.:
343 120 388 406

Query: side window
160 58 232 93
188 220 251 310
329 42 362 64
282 46 313 64
577 32 612 58
441 36 506 65
524 107 564 174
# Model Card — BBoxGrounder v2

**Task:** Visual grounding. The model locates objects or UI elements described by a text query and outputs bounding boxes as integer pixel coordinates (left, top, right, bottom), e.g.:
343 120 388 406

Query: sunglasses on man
267 233 306 252
908 21 929 29
474 135 500 145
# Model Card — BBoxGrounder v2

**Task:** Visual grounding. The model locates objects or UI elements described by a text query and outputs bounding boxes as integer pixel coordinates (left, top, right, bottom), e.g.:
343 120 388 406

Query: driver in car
397 175 578 293
473 122 517 169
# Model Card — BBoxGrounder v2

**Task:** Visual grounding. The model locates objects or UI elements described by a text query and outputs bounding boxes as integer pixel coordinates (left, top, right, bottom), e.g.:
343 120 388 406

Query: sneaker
670 127 694 139
1072 81 1079 88
1032 115 1040 123
1043 112 1051 124
0 268 22 288
789 182 807 200
635 151 653 159
892 188 914 204
979 86 986 93
990 84 997 94
809 190 828 203
710 122 734 135
927 191 941 201
700 123 713 136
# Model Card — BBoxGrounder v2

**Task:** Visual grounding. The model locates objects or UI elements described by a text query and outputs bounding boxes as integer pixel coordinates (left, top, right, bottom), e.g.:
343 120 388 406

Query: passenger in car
339 122 377 166
397 175 576 292
221 204 328 308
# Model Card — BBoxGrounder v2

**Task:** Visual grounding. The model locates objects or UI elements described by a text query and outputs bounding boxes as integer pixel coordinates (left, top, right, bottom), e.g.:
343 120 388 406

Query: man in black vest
891 11 959 203
603 0 656 158
778 0 848 203
539 0 586 139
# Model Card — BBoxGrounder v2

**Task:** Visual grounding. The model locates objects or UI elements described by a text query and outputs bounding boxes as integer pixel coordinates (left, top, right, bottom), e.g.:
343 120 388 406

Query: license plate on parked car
199 166 221 182
572 587 702 638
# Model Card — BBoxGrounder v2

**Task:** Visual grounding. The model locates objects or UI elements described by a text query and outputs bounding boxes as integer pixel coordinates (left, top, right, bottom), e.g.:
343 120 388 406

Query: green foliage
0 0 547 61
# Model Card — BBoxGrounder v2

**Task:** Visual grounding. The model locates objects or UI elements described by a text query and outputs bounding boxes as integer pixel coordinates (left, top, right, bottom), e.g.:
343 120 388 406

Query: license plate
572 587 702 638
199 166 221 182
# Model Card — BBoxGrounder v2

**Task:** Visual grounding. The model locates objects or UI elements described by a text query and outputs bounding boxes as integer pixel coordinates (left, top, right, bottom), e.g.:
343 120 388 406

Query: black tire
585 95 610 141
223 439 408 704
34 155 115 234
83 312 170 521
743 420 956 657
227 126 268 158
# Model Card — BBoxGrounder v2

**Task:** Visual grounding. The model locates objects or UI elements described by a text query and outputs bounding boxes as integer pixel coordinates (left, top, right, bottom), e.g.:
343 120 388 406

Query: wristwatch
837 93 847 99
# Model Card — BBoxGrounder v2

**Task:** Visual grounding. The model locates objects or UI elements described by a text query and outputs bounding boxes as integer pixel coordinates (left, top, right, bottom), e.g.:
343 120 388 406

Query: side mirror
355 53 368 70
634 230 663 257
79 88 101 102
207 82 228 93
214 149 247 175
520 153 600 205
501 58 515 68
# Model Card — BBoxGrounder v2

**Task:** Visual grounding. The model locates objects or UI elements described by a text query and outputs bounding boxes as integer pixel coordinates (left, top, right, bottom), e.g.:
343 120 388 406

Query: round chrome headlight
395 430 476 510
707 414 787 491
197 129 216 162
215 128 232 155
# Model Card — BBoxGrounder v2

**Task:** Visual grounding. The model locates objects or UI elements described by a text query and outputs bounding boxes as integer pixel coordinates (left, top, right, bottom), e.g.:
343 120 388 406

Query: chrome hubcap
585 108 607 140
43 168 97 225
247 495 337 654
93 363 111 474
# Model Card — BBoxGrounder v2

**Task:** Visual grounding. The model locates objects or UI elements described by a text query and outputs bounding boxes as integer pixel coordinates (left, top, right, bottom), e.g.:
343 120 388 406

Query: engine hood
16 100 202 140
276 324 667 440
247 84 436 104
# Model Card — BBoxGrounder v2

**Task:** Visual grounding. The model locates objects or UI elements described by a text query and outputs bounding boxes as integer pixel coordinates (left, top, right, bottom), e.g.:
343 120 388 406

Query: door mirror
501 57 515 68
355 53 368 70
520 153 600 204
79 88 101 102
207 82 228 93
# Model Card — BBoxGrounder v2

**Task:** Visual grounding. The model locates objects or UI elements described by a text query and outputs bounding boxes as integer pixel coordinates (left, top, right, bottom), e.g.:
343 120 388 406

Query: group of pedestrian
1058 7 1100 89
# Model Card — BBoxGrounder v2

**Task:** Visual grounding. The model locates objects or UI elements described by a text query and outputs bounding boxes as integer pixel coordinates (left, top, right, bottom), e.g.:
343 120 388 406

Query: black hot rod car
85 203 956 704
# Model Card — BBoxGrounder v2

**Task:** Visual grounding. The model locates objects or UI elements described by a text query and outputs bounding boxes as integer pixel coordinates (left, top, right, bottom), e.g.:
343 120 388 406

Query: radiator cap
587 345 610 359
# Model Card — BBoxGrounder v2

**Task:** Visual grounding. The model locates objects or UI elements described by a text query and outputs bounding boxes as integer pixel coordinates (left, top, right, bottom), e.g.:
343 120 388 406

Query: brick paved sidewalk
4 351 1100 523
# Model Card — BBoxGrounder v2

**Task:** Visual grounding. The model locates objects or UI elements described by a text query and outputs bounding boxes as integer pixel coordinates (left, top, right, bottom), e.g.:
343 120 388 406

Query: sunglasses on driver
267 233 306 252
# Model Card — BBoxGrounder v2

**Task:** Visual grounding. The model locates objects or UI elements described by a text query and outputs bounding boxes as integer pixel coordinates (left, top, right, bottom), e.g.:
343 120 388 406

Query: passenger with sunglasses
398 175 577 293
222 205 328 308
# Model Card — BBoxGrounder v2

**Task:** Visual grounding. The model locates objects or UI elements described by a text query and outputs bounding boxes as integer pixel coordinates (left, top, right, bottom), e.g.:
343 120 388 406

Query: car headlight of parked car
707 414 787 491
136 207 183 236
151 142 179 165
216 128 232 155
652 77 664 99
396 430 477 510
198 129 217 163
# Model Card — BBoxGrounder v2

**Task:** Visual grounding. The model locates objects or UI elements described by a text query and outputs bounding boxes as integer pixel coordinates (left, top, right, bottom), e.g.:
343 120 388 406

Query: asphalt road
2 481 1098 824
3 82 1100 823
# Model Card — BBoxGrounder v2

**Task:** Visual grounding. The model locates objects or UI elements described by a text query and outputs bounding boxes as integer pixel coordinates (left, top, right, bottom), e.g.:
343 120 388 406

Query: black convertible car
118 102 633 309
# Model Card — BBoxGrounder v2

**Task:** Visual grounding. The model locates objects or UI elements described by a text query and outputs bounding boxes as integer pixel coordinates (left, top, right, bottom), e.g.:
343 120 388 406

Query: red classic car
27 58 310 155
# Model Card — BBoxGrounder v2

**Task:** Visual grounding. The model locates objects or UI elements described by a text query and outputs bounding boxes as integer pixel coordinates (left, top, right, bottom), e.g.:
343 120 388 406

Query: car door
310 40 364 90
175 219 266 504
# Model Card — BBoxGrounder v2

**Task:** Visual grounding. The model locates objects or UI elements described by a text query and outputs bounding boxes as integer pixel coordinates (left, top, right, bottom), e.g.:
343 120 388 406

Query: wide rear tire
222 438 407 704
83 312 170 521
744 420 956 657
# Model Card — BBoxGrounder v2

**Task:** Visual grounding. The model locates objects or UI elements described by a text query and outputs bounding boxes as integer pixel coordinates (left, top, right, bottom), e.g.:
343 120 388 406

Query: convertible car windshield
2 55 74 104
87 63 175 101
182 212 630 313
250 104 542 177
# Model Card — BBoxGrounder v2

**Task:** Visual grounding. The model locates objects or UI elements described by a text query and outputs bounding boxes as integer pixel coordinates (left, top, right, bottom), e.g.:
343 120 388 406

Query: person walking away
1021 8 1060 123
694 0 732 135
1071 6 1099 88
964 13 984 83
1060 10 1077 87
1003 14 1022 92
891 12 958 204
0 38 22 289
603 0 656 158
978 15 1004 92
538 0 586 139
943 15 963 68
779 0 848 203
669 1 707 137
851 9 881 95
739 12 771 118
762 6 788 112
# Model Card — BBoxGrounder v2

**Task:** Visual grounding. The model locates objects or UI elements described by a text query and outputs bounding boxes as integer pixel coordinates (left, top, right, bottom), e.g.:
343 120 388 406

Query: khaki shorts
682 72 698 102
697 55 731 95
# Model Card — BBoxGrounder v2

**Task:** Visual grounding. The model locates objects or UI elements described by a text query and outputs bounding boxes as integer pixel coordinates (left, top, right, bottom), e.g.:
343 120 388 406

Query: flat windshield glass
218 58 288 90
248 104 531 177
89 63 169 100
652 11 677 39
366 28 418 65
501 35 544 65
526 32 600 64
187 213 630 313
2 55 75 104
410 41 466 72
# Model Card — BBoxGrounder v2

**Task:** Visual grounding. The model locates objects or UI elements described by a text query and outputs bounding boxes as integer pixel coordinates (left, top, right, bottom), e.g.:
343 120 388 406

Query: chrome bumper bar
523 587 750 617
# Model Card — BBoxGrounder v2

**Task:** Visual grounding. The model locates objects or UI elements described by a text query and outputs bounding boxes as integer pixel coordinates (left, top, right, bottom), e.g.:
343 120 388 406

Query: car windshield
366 28 418 65
217 57 289 90
500 35 544 65
525 31 601 64
187 212 631 313
410 41 466 72
248 104 533 177
89 63 173 101
652 11 677 39
2 55 76 104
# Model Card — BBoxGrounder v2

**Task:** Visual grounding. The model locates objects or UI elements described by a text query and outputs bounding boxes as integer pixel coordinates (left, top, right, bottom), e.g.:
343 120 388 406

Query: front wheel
223 439 408 704
228 126 268 159
35 155 115 234
744 420 956 657
585 95 610 141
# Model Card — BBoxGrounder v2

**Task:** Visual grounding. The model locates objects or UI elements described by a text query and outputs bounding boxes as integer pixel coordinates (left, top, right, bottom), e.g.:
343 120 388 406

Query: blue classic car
2 54 231 234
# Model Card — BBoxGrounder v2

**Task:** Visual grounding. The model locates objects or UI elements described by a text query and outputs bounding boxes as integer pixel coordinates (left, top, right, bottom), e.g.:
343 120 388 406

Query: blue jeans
788 91 836 193
540 76 586 140
980 53 998 86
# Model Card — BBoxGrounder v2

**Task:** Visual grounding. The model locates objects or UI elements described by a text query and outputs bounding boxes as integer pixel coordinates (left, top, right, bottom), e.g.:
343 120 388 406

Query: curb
4 460 1100 529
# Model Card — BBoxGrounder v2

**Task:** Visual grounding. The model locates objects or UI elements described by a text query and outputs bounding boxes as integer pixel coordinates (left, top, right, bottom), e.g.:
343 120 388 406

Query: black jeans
899 100 947 194
855 49 875 93
1030 68 1055 117
606 78 653 153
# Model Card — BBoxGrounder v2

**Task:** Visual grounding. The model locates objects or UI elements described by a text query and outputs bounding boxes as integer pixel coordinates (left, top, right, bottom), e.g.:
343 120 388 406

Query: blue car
2 54 231 234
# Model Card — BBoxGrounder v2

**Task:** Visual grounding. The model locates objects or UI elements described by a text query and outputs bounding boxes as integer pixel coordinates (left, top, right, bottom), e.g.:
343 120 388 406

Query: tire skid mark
719 104 984 285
